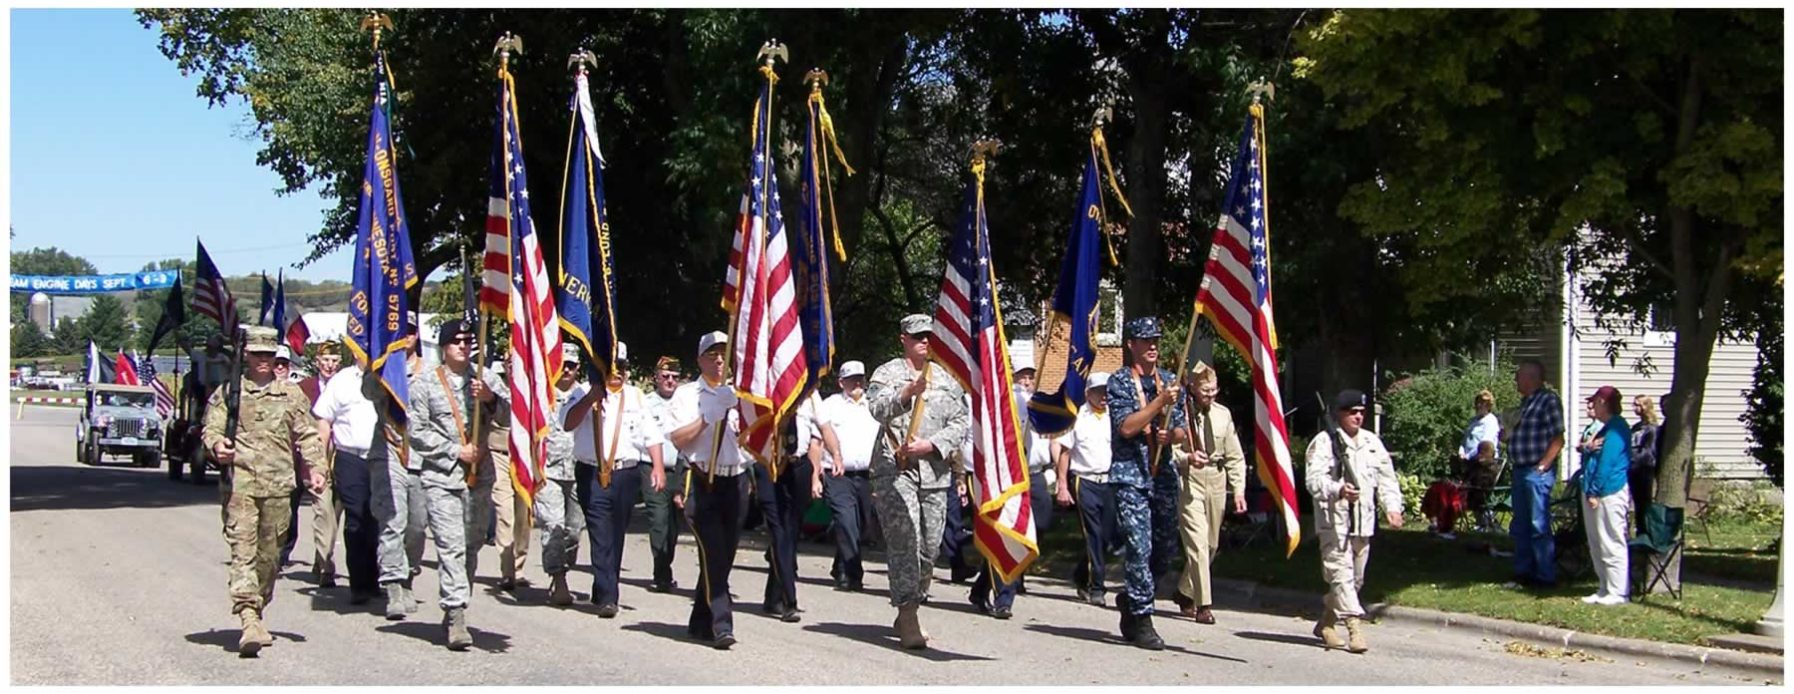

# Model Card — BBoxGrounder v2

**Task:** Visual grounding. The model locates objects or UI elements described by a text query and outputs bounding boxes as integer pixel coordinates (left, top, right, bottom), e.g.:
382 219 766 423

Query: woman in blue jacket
1580 385 1633 606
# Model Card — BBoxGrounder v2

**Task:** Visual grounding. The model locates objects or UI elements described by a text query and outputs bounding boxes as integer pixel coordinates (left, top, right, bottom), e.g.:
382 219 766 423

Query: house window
1645 301 1676 347
1096 280 1123 347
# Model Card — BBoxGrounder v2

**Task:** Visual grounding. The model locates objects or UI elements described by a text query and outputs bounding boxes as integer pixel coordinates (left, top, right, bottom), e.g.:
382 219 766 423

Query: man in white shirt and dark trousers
1055 372 1117 606
312 341 383 606
751 391 832 623
562 343 668 618
666 331 748 649
822 361 877 592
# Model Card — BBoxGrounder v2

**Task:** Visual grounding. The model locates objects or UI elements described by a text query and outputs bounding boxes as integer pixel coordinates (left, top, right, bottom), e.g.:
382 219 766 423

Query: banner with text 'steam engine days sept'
10 271 181 295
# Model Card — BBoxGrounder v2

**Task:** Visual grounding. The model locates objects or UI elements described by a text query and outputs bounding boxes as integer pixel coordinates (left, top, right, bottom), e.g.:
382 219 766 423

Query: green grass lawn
1025 504 1778 647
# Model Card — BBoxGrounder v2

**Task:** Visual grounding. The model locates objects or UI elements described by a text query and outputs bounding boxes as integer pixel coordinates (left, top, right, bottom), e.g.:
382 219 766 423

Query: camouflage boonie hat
244 326 281 354
900 314 934 336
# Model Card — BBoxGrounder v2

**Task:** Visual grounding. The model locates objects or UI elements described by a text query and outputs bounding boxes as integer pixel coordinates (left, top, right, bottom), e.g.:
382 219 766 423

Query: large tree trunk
1122 78 1168 318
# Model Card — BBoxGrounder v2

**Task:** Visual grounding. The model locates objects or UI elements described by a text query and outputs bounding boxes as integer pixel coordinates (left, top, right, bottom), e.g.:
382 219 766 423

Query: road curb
1215 578 1784 678
15 397 79 406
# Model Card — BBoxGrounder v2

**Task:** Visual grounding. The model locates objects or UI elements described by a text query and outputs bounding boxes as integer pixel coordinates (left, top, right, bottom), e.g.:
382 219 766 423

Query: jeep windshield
99 393 156 408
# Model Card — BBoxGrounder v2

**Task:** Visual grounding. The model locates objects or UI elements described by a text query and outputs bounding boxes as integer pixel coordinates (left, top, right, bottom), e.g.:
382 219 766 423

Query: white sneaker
1580 592 1606 604
1597 594 1629 606
1438 532 1457 541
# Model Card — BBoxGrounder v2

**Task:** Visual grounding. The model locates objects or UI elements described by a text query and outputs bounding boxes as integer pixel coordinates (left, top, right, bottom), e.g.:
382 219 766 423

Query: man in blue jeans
1506 360 1565 588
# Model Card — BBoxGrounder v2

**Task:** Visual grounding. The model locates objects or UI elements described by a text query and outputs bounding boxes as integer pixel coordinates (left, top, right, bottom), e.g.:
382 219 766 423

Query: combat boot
894 603 929 650
444 607 473 651
1343 616 1369 653
237 610 269 656
1131 614 1166 651
383 583 407 620
1313 611 1344 649
1116 593 1139 641
548 574 573 606
250 609 275 647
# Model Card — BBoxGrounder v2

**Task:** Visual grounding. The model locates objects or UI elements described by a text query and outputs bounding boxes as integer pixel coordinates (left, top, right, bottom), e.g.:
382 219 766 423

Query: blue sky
11 8 353 282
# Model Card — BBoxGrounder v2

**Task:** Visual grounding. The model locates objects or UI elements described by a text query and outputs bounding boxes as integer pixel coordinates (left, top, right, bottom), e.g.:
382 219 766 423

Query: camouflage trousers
871 468 947 608
464 466 494 580
1116 483 1157 616
423 485 471 610
223 492 293 616
1149 465 1181 586
369 459 426 585
533 477 584 577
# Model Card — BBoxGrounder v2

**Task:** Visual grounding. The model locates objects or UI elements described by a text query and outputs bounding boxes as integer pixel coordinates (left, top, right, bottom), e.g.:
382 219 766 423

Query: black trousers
333 451 380 596
971 468 1057 610
753 458 813 610
1072 476 1119 595
686 468 743 639
825 471 873 585
577 463 643 607
942 487 976 578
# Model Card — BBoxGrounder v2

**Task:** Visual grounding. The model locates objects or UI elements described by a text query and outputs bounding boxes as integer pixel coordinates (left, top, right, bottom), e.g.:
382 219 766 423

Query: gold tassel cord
811 87 855 263
1091 127 1129 267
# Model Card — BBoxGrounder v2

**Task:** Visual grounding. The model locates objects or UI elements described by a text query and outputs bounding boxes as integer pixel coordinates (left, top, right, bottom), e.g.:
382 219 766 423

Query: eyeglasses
655 372 680 380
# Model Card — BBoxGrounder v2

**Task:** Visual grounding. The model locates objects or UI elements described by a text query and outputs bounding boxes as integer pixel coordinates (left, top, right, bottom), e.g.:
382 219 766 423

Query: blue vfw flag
1027 141 1106 436
554 61 618 384
345 50 419 420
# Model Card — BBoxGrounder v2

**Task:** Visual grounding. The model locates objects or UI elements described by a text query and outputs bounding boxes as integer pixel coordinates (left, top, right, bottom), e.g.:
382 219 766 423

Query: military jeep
75 384 163 467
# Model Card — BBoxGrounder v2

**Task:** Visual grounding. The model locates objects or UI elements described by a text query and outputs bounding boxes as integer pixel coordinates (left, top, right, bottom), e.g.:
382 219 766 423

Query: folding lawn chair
1629 502 1685 601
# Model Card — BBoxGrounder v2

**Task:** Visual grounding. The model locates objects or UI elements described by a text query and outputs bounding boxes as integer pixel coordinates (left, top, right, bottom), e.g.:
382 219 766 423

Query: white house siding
1570 299 1764 480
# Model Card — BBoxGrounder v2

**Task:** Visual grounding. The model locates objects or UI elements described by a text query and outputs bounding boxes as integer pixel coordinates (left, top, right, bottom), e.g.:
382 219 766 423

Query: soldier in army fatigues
203 326 327 657
537 345 586 606
407 319 508 651
1105 316 1187 651
867 314 969 650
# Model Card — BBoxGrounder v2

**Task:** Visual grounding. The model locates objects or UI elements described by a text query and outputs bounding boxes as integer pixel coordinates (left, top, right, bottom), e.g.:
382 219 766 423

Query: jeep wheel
85 441 100 466
188 440 208 485
76 437 87 464
137 451 160 468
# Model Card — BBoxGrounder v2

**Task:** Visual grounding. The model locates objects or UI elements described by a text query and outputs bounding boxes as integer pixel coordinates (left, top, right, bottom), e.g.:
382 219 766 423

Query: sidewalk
1210 576 1784 679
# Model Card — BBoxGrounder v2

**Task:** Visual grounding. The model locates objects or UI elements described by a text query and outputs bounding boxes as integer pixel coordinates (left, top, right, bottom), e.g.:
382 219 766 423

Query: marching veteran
204 326 327 656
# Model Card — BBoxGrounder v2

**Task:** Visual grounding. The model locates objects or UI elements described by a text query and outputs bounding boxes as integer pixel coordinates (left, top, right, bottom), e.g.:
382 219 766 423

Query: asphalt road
9 405 1751 685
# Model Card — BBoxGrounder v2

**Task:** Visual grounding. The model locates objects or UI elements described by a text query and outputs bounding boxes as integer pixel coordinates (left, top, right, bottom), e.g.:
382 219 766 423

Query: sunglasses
447 336 476 345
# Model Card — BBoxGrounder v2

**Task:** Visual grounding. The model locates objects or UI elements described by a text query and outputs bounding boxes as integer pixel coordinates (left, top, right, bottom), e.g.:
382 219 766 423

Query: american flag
136 352 175 419
1193 106 1300 557
192 240 236 328
484 64 562 506
726 73 808 471
930 155 1038 583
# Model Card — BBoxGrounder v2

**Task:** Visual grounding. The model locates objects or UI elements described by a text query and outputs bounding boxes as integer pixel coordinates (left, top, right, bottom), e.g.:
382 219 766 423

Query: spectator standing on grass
1627 395 1661 519
1505 360 1565 590
1578 386 1632 606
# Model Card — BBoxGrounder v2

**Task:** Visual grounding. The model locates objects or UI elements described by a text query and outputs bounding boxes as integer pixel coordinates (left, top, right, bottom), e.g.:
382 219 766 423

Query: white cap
1087 371 1110 391
616 341 629 364
561 344 582 363
839 360 866 379
274 345 294 362
697 330 728 356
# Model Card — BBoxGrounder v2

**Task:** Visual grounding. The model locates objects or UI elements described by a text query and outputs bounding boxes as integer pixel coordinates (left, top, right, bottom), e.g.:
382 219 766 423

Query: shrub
1378 360 1523 483
1741 321 1782 488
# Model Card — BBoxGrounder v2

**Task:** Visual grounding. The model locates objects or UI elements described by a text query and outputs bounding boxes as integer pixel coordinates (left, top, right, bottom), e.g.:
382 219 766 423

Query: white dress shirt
312 365 378 455
668 377 747 476
561 382 666 469
1062 404 1114 478
823 391 878 472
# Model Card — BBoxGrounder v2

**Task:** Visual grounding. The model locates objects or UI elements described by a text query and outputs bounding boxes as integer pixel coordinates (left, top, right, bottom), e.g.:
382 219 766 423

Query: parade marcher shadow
293 585 385 617
185 628 308 654
1232 630 1329 650
618 621 709 646
802 622 994 662
375 622 512 654
1022 623 1247 663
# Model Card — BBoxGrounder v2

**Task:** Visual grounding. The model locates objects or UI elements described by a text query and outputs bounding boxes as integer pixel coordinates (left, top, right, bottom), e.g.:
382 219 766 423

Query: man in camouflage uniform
407 319 508 651
203 326 327 656
867 314 968 650
537 345 585 606
1105 316 1187 650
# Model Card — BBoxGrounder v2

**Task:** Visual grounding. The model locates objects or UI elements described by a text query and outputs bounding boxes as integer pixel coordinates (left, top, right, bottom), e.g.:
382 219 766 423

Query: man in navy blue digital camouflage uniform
1105 316 1187 650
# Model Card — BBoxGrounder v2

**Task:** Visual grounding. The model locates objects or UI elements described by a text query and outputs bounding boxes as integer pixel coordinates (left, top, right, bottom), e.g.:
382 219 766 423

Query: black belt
839 470 870 479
